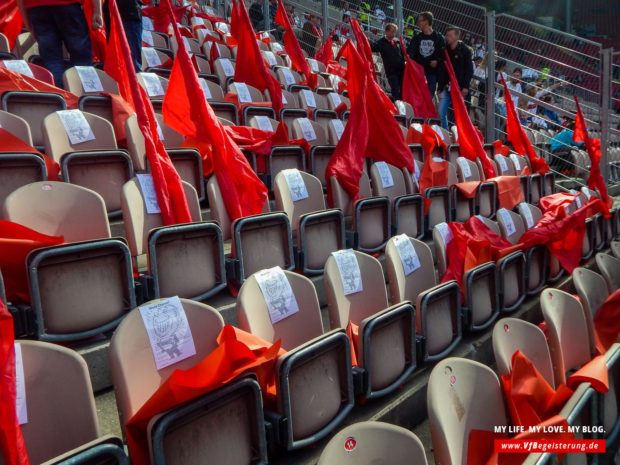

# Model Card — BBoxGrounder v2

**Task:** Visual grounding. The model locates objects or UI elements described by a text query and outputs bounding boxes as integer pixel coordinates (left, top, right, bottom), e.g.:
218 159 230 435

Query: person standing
406 11 445 99
436 25 473 129
17 0 103 87
371 23 405 101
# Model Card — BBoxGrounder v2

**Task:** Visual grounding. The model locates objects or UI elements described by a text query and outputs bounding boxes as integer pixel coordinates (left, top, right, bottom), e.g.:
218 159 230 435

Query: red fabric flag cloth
274 0 317 89
487 176 523 210
314 30 334 65
142 2 188 34
566 354 609 393
325 67 414 206
350 19 376 81
230 0 282 114
105 0 192 225
573 96 611 213
443 50 495 179
406 123 447 158
493 139 510 156
99 92 136 147
161 0 268 221
594 289 620 354
125 325 282 465
0 128 60 181
500 75 549 175
0 220 64 302
83 0 107 63
400 38 437 119
0 300 30 465
0 1 23 51
418 156 449 214
0 67 78 109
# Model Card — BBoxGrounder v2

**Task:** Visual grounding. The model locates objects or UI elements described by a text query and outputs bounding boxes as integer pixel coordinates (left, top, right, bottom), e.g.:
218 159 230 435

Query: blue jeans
438 88 451 129
123 19 143 72
27 3 92 87
426 73 437 99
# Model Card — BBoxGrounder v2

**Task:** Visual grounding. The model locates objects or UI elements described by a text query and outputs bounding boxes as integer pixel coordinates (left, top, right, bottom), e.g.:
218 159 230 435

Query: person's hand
91 12 103 30
461 88 469 96
430 60 437 68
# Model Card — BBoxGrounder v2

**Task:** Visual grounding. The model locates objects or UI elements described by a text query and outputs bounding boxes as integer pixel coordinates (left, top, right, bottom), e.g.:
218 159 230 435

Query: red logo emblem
344 437 356 451
504 324 509 332
449 375 456 385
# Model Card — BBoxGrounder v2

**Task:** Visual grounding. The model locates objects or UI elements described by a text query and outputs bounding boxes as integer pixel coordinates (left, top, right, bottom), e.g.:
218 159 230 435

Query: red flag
0 128 60 181
105 0 191 225
400 38 437 119
406 124 447 158
350 19 376 81
0 67 78 109
0 0 22 50
83 0 107 63
274 0 317 89
230 0 282 114
161 0 268 220
314 29 334 65
500 75 549 175
443 50 496 179
142 2 188 34
0 299 29 465
325 66 414 205
573 96 611 212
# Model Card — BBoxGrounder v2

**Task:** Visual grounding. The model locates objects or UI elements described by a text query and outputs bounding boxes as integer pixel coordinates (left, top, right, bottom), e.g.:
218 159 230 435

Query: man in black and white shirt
406 11 445 99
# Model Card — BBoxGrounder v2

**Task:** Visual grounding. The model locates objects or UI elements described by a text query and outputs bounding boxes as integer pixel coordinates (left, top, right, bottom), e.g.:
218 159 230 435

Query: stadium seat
369 162 424 239
394 100 414 127
141 30 170 49
385 235 462 358
325 91 350 113
275 67 308 92
0 33 11 56
170 35 203 57
317 421 428 465
326 118 346 145
509 154 533 202
273 170 345 274
572 267 611 356
261 49 286 68
42 110 134 214
41 436 128 465
140 47 173 72
496 207 546 295
137 72 169 100
611 240 620 259
13 340 126 464
432 223 500 332
212 57 236 90
237 268 354 449
296 89 337 123
423 159 457 232
453 156 497 221
2 91 67 150
329 173 391 253
62 66 120 97
324 249 416 398
120 177 202 267
228 81 276 123
595 252 620 293
291 117 333 184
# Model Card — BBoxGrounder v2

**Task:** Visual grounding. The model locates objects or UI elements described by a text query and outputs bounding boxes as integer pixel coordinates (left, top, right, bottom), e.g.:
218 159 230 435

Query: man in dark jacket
437 25 473 129
371 23 405 100
406 11 445 99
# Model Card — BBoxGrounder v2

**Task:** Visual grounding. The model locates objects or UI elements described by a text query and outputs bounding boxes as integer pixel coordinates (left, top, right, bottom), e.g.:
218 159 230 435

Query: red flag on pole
573 96 611 211
314 29 334 65
274 0 317 89
105 0 191 225
0 1 23 50
230 0 282 114
400 38 437 119
443 50 496 179
161 0 268 220
500 75 549 175
350 19 376 81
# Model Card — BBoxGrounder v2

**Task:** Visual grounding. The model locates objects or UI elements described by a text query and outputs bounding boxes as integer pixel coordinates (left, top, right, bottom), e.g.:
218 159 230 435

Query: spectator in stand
103 0 142 72
549 120 583 174
371 23 405 101
406 11 445 99
436 25 473 129
334 11 352 42
17 0 103 87
301 14 322 56
524 80 564 126
473 37 486 59
249 0 265 30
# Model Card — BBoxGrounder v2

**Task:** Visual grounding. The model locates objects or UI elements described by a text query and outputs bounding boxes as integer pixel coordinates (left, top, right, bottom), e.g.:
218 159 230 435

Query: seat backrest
475 215 501 235
3 181 111 242
274 170 326 231
324 250 389 328
496 208 526 244
140 47 171 71
327 118 346 144
136 72 169 99
427 358 507 465
455 157 481 182
62 66 119 97
509 154 528 173
42 110 117 163
121 177 202 258
237 268 324 350
0 109 32 145
16 340 99 464
155 113 185 148
317 421 428 465
540 288 592 385
199 77 225 101
432 222 452 278
516 202 542 230
229 82 264 103
248 115 279 132
494 155 515 176
291 118 329 146
447 162 458 186
212 58 236 86
572 267 609 356
595 252 620 293
280 89 300 109
0 33 9 53
109 298 224 429
492 317 555 387
369 162 407 200
386 236 437 305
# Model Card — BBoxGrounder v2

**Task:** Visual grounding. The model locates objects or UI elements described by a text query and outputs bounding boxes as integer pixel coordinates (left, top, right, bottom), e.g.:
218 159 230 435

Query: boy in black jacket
437 25 473 129
371 23 405 100
406 11 445 98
